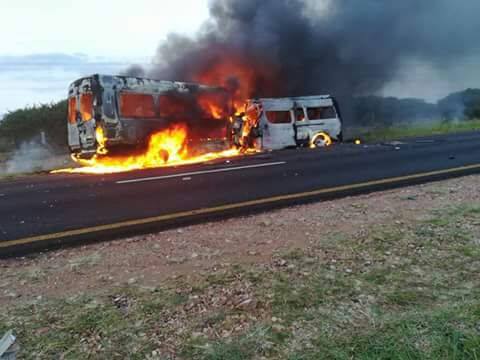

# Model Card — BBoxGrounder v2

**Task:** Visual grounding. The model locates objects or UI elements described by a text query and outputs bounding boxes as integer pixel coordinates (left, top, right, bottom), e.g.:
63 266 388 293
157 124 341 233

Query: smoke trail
5 142 69 174
121 0 480 131
131 0 480 102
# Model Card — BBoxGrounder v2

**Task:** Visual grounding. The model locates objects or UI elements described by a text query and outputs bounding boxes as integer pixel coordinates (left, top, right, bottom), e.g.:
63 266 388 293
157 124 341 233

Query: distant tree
438 88 480 120
0 100 68 151
463 89 480 120
352 96 439 126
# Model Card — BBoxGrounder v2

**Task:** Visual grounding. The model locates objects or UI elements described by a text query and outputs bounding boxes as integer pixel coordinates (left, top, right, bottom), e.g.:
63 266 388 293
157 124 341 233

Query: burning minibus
67 74 232 159
231 95 343 151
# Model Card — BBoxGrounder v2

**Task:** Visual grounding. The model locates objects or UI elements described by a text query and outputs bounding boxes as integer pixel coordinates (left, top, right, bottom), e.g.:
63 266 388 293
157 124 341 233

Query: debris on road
0 330 18 360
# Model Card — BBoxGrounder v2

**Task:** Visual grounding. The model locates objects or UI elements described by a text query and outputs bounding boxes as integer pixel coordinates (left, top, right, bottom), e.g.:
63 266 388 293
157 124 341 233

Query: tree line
353 88 480 127
0 100 67 152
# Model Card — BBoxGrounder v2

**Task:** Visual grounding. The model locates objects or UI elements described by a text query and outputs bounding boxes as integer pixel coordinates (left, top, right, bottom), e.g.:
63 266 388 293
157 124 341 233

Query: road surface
1 132 479 256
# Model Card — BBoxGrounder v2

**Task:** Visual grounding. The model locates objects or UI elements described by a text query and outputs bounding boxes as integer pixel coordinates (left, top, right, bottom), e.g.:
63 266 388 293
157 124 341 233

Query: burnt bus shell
67 74 231 158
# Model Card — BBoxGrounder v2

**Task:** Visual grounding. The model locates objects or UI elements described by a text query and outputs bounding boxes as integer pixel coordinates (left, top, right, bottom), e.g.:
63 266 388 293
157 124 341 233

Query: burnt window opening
80 93 93 121
119 93 156 119
158 94 194 119
307 106 337 120
68 97 77 124
295 107 306 121
265 110 292 124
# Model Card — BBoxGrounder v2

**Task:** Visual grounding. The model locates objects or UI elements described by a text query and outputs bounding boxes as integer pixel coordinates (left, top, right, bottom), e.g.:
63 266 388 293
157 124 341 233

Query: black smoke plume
129 0 480 121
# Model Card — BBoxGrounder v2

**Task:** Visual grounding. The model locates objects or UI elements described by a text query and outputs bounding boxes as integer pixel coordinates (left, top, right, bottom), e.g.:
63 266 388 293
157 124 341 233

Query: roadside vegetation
0 100 70 176
348 88 480 142
2 196 479 359
0 100 68 153
359 118 480 143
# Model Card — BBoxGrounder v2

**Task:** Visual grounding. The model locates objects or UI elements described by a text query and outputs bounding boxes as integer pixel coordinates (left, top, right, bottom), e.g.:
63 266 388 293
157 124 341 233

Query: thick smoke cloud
131 0 480 103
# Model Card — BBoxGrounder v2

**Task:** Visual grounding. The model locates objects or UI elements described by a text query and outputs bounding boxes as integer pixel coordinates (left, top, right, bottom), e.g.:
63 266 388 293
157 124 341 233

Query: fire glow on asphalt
52 124 243 174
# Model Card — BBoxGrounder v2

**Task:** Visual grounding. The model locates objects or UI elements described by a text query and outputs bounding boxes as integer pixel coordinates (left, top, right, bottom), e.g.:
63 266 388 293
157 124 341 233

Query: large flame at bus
193 56 281 112
53 124 241 174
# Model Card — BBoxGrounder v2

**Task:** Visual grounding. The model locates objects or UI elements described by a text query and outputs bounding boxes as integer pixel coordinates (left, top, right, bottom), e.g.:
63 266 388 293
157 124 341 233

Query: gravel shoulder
1 175 480 359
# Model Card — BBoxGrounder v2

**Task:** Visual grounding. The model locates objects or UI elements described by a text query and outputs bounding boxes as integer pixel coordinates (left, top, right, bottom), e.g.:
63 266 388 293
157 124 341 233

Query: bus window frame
118 92 157 119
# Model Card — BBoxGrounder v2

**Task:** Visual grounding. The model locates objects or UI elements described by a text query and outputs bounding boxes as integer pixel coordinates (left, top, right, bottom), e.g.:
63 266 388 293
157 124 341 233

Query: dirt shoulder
1 175 480 359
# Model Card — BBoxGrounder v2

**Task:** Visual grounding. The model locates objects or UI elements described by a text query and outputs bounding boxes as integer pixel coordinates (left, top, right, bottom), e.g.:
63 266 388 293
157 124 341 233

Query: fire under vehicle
67 74 231 159
231 96 343 151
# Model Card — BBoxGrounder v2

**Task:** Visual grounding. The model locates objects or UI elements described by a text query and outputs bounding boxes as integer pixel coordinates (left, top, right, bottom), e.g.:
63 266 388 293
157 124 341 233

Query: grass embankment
359 119 480 142
0 152 8 175
1 202 479 359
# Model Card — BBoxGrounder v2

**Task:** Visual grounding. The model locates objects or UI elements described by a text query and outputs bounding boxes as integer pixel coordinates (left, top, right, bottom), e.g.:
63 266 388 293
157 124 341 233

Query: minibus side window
265 111 291 124
307 106 337 120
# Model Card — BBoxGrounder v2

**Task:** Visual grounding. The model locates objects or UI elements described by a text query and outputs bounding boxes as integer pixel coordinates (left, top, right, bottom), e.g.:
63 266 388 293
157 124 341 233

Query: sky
1 0 479 116
0 0 209 115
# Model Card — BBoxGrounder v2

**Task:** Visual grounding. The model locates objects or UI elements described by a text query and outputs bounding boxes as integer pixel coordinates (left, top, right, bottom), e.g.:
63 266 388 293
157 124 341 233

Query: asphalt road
1 131 480 256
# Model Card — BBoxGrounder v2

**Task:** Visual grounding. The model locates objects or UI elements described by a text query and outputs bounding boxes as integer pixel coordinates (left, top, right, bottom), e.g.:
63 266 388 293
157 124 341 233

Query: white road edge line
116 161 287 184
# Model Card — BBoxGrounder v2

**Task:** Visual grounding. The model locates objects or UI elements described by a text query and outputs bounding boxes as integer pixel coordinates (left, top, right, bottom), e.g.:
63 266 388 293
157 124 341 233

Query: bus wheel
310 132 333 148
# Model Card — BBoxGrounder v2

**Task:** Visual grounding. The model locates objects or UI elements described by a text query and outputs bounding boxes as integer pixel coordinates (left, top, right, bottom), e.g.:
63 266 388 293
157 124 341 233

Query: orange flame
310 132 333 149
193 55 281 112
199 100 224 120
197 92 228 120
53 124 242 174
95 127 108 155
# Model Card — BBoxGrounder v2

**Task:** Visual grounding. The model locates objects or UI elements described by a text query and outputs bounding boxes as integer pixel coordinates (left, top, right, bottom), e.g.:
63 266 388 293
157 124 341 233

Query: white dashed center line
116 161 286 185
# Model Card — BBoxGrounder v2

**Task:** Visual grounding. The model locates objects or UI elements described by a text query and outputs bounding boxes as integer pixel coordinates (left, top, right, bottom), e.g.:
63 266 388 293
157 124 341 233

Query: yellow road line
2 163 480 249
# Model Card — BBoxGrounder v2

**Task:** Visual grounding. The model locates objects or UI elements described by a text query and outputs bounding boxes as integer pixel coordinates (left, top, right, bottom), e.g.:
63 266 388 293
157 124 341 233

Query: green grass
183 326 277 360
299 302 480 360
360 119 480 142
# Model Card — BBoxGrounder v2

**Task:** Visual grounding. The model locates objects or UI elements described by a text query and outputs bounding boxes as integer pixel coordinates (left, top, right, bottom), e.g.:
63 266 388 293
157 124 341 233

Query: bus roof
247 95 334 110
69 74 227 94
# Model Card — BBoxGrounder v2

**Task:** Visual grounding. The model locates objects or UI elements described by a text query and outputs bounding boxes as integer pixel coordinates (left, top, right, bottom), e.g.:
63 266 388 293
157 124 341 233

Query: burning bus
67 74 232 159
60 74 343 174
231 95 343 151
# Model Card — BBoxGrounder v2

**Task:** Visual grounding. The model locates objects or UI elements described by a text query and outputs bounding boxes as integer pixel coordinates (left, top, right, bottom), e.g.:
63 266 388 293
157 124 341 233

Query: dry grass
2 205 480 358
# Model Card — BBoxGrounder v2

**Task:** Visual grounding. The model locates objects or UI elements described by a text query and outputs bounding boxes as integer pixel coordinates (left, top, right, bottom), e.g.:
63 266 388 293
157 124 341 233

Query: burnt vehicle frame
231 95 343 151
67 74 232 158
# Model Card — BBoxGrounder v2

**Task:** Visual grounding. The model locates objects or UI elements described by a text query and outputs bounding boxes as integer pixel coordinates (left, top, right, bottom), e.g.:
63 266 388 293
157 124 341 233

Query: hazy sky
0 0 209 114
1 0 479 116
